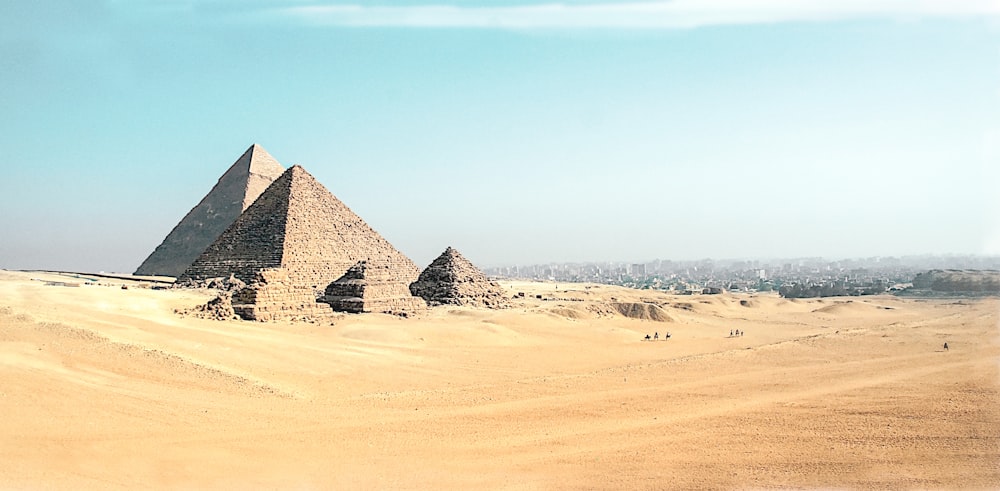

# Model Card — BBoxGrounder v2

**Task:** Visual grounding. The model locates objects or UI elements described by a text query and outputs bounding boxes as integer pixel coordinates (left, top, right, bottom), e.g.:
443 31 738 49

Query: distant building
631 263 646 279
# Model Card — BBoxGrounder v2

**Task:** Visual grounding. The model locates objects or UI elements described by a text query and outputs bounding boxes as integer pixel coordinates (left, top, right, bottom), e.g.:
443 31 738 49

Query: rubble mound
610 302 674 322
174 274 247 292
181 292 239 321
320 260 427 316
409 247 510 309
206 274 247 292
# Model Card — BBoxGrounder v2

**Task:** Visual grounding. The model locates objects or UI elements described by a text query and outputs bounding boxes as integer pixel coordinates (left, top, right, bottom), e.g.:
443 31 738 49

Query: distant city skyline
481 253 1000 268
1 1 998 273
482 254 1000 298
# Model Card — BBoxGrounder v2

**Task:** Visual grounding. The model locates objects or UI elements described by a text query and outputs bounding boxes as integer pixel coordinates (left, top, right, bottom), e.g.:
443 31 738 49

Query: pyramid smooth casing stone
135 144 285 277
410 247 509 309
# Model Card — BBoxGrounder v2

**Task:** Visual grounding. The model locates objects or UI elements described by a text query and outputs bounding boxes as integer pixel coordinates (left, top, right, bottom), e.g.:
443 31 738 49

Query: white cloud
273 0 1000 29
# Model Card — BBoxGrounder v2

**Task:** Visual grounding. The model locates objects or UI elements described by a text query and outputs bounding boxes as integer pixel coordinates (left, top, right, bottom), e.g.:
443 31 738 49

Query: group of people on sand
730 329 744 337
644 332 671 341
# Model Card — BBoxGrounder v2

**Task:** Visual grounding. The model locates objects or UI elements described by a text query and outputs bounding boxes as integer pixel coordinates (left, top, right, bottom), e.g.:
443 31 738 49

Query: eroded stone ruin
320 260 427 315
410 247 510 309
231 268 334 322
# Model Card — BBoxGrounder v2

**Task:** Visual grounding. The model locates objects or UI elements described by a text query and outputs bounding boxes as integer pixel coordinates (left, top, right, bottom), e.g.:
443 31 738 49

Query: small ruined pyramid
320 260 427 315
177 165 421 292
231 268 332 321
410 247 510 308
134 144 285 277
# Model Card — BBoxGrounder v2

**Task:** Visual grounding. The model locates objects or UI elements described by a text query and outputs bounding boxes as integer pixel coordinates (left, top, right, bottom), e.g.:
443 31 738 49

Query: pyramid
320 260 427 315
134 144 285 277
409 247 510 308
231 268 334 321
177 165 421 293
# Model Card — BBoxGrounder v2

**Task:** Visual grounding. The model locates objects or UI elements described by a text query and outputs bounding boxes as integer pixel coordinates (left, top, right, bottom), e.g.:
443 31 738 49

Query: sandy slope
1 271 997 489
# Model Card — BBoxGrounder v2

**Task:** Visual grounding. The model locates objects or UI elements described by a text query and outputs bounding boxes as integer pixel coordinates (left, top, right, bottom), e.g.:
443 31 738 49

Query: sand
1 270 997 489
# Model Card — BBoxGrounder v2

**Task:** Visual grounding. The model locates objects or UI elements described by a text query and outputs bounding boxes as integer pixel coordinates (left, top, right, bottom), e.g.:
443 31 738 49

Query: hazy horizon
9 252 1000 276
2 1 998 273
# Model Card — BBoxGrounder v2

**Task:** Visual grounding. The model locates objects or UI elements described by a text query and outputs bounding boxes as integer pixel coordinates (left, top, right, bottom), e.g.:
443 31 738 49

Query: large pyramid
409 247 510 308
177 165 421 292
134 144 285 277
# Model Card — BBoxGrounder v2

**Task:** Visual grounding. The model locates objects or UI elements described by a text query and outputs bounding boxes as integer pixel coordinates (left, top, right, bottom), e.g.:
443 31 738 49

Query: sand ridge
1 271 997 489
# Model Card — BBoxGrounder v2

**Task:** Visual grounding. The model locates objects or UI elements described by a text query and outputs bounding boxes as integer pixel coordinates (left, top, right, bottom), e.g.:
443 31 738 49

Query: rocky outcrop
320 260 426 316
136 144 285 277
409 247 509 309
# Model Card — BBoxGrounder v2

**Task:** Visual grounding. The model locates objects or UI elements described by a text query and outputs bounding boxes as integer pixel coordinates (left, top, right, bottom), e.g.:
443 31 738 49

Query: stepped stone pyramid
135 144 285 277
409 247 510 309
178 165 421 293
231 268 334 321
320 260 427 315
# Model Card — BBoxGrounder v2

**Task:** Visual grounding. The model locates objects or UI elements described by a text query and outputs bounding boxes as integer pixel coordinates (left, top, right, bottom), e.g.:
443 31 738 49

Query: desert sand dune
0 271 997 489
811 300 896 315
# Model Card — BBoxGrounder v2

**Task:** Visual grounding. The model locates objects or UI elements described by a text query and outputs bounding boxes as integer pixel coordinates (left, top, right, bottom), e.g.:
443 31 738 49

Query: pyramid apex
240 143 263 157
239 144 284 179
438 246 466 261
411 246 508 309
246 143 276 161
426 247 476 270
283 165 316 181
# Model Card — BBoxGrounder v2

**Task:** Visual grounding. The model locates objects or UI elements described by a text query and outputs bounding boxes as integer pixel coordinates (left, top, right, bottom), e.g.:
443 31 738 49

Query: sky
1 0 999 273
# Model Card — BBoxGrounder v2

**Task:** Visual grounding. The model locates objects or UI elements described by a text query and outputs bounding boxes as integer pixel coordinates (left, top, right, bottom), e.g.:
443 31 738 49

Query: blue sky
1 1 999 272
